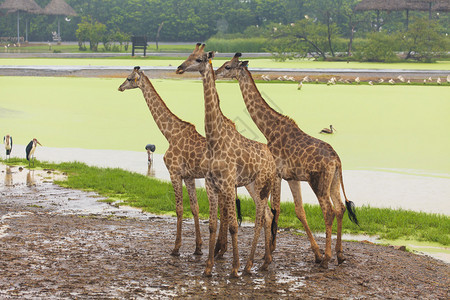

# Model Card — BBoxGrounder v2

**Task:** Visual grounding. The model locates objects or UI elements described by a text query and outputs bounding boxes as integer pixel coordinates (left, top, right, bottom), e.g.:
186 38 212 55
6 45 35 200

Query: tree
75 16 106 51
400 17 447 61
268 19 330 60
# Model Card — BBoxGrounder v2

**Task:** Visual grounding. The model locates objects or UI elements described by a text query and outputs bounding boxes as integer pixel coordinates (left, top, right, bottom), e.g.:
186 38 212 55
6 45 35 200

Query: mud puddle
1 168 449 298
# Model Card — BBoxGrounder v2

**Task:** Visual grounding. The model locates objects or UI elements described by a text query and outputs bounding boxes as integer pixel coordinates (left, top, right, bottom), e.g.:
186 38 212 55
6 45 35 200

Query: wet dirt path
0 169 449 299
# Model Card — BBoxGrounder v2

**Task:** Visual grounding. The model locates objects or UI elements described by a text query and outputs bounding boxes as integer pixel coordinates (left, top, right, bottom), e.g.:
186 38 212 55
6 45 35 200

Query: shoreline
3 144 449 216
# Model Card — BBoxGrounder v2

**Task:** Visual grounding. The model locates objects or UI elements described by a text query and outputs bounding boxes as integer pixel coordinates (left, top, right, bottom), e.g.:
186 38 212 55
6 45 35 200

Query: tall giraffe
215 53 358 268
118 67 207 256
176 44 276 277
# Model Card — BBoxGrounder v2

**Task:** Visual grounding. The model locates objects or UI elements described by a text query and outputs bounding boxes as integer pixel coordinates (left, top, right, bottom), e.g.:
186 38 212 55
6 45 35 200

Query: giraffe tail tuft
345 200 359 226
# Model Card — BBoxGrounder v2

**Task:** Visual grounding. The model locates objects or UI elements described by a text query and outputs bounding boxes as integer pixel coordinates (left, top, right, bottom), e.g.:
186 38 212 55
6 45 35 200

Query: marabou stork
145 144 156 165
25 138 42 167
320 125 336 134
3 134 12 160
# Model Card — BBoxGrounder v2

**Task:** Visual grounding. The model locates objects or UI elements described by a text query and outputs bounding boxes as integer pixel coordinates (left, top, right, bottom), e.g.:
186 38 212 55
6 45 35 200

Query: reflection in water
26 170 36 187
146 163 155 178
4 166 13 186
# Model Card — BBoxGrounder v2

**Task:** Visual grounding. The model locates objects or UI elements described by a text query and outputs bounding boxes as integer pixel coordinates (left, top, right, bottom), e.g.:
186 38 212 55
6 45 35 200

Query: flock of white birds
259 74 450 90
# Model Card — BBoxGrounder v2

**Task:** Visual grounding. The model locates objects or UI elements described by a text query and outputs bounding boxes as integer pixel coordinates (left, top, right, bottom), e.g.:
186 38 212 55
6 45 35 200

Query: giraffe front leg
226 188 240 278
184 178 203 255
204 179 218 277
214 193 228 259
170 175 184 257
244 198 263 275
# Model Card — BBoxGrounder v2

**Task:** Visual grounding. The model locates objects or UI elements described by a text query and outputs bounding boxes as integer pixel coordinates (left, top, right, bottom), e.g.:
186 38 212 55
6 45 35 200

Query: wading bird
3 134 12 160
297 81 303 90
320 125 336 134
25 138 42 167
145 144 156 165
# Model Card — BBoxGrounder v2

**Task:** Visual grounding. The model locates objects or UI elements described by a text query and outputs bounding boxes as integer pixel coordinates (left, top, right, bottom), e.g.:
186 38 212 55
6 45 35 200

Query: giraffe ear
234 52 242 58
207 51 215 59
134 66 140 71
240 61 249 68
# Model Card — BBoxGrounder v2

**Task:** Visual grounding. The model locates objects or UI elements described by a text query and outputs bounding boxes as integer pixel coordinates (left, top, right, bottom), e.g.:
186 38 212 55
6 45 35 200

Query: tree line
0 0 448 61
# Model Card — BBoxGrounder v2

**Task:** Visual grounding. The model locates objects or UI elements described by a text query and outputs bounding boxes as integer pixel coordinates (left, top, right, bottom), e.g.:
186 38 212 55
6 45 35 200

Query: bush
353 32 398 62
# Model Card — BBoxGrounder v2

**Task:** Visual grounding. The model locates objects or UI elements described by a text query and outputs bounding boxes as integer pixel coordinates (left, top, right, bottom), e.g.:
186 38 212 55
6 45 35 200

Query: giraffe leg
170 174 184 257
204 178 218 277
310 172 336 269
243 190 263 275
330 173 346 264
214 193 228 259
226 186 240 278
259 205 274 271
288 180 322 263
184 178 203 255
270 176 282 253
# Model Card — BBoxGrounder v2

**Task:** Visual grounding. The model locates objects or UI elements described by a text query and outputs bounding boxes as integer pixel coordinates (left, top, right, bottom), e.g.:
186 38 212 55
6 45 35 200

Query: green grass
3 158 448 245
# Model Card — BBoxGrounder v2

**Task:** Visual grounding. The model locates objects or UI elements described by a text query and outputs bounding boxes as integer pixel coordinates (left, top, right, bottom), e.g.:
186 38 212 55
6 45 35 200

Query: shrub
353 32 398 62
205 37 268 53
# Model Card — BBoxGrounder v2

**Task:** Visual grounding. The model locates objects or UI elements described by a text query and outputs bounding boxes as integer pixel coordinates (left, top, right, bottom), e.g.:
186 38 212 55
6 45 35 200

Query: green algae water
1 77 449 176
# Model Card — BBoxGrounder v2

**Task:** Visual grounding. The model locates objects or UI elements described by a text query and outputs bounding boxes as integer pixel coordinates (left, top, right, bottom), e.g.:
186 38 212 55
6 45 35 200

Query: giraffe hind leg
184 178 203 255
330 172 346 264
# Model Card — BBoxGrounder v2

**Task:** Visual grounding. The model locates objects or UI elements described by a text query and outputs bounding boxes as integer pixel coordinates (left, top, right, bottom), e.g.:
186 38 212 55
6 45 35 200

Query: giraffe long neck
237 68 285 139
201 62 224 146
140 75 184 142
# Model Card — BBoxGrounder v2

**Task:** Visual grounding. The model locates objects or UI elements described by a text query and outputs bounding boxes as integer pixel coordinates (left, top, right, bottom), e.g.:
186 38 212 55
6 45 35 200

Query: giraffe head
215 53 249 79
118 66 144 91
176 43 215 75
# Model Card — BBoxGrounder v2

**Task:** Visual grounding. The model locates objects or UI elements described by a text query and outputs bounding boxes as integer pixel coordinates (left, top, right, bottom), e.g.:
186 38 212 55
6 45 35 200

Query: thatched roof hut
42 0 77 16
354 0 429 12
0 0 42 13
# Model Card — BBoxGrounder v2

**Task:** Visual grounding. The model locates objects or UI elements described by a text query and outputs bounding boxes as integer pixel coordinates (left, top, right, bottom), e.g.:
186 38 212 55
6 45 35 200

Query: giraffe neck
201 62 225 145
139 75 184 142
237 68 285 139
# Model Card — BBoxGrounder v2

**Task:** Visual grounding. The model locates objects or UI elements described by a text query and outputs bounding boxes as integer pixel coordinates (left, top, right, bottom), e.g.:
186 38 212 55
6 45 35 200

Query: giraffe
118 67 207 256
215 53 359 268
176 44 277 277
118 66 259 259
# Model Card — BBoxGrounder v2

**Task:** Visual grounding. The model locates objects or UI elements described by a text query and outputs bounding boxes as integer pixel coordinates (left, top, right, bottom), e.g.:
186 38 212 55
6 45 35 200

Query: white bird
407 80 411 84
389 79 395 84
261 75 270 81
302 76 310 82
397 75 405 82
428 77 432 82
25 138 42 167
287 76 295 81
297 81 303 90
447 75 450 83
378 78 384 83
3 134 12 160
355 77 360 84
277 76 284 81
368 81 373 86
315 79 319 83
437 77 441 85
423 79 427 84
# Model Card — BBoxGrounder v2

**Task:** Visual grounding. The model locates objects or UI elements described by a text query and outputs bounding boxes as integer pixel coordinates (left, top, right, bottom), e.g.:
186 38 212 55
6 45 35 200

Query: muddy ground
0 171 449 299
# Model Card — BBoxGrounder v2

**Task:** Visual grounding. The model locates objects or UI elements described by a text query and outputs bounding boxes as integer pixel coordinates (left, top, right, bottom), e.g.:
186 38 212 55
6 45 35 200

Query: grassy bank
3 158 448 246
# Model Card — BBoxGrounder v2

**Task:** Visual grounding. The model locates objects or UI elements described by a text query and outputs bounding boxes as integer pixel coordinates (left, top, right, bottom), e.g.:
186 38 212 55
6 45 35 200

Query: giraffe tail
270 208 278 246
340 167 359 226
235 197 242 227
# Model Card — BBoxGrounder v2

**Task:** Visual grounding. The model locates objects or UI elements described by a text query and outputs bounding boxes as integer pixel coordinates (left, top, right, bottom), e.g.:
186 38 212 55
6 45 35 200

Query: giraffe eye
225 66 231 70
196 58 202 63
127 78 132 82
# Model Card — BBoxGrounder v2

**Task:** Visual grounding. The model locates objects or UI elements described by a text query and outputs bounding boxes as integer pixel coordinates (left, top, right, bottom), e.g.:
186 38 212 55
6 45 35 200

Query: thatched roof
42 0 77 16
0 0 42 13
354 0 449 11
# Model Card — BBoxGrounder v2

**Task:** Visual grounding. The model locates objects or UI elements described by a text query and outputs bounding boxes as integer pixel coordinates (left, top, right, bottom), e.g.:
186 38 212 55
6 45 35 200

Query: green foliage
76 16 107 51
353 32 399 62
205 37 268 53
399 18 448 62
267 19 332 60
3 158 448 246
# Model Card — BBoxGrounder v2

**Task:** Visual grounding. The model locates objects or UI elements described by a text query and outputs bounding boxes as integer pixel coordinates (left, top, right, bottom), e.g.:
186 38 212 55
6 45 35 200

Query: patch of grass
3 158 448 246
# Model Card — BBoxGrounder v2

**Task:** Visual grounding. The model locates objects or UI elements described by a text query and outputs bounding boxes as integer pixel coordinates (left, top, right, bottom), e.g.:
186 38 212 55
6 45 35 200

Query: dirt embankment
0 177 449 299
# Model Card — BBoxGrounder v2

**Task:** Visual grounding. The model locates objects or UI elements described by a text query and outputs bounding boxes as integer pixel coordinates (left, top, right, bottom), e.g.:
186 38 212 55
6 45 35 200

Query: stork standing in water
320 125 336 134
145 144 156 165
3 134 12 160
25 138 42 167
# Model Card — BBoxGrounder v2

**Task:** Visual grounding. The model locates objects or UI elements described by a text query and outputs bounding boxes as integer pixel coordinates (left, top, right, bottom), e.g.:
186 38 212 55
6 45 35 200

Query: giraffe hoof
194 249 203 256
320 260 329 269
203 269 213 277
337 255 346 265
170 250 180 257
230 270 240 278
